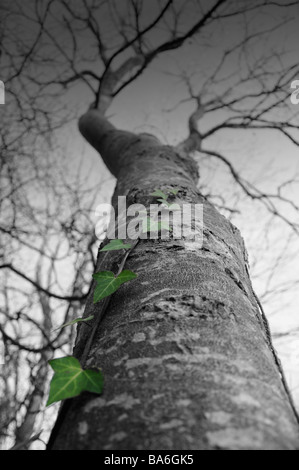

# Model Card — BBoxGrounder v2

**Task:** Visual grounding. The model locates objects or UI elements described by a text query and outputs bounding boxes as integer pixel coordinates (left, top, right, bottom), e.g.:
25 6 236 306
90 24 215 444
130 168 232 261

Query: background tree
0 0 299 450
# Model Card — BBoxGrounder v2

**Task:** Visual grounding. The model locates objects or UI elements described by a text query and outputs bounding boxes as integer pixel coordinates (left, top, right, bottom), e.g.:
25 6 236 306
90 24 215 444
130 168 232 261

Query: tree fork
48 110 299 450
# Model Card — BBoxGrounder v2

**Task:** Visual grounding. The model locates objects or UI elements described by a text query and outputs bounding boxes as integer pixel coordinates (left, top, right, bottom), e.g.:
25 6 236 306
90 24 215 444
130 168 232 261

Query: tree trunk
48 110 299 450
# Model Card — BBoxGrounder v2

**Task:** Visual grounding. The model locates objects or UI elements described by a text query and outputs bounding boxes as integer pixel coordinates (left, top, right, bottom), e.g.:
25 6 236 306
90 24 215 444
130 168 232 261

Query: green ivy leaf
100 239 132 252
150 189 168 200
92 270 137 304
47 356 103 406
168 188 179 196
53 315 94 331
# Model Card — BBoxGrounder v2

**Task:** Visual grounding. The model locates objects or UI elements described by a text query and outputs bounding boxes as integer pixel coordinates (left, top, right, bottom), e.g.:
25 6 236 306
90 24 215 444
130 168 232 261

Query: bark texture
48 110 299 450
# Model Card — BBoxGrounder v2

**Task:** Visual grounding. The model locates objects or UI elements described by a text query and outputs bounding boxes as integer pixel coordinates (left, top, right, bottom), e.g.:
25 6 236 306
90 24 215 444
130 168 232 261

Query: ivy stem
81 238 140 368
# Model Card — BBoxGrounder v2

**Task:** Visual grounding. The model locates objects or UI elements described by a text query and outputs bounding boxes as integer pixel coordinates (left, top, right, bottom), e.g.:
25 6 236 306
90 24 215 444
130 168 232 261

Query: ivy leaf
53 315 94 331
47 356 103 406
156 198 171 206
92 270 137 304
141 216 172 234
168 188 179 196
150 189 168 200
100 239 132 252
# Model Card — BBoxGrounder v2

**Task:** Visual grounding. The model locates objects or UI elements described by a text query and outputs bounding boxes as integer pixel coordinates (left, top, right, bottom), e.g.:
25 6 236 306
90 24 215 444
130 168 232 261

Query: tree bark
48 110 299 450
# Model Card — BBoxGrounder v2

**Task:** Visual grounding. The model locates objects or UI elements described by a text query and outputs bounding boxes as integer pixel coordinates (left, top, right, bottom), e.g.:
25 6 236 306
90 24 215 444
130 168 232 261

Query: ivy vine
47 188 178 406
